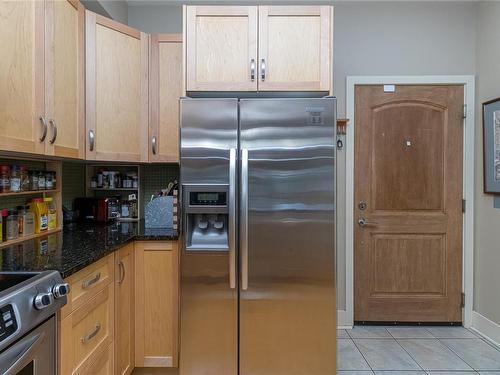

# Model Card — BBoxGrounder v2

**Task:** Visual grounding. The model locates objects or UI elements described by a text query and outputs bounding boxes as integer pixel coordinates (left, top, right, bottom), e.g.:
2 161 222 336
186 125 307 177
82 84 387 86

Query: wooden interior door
354 85 464 322
86 11 148 162
257 6 332 92
0 1 45 155
149 34 182 162
185 6 258 91
45 0 85 159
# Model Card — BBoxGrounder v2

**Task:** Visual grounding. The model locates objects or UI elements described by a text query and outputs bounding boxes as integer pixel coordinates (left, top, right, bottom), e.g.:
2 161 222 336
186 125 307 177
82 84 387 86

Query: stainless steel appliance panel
239 98 336 375
180 99 238 375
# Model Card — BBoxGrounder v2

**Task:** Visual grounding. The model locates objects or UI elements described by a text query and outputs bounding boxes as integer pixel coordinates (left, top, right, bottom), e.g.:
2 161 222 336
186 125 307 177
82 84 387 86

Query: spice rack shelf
88 188 138 192
0 227 62 249
0 189 60 198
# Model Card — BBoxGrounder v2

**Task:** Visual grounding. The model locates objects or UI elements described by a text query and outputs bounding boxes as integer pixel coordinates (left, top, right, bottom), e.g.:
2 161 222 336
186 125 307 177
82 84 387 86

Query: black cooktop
0 273 37 293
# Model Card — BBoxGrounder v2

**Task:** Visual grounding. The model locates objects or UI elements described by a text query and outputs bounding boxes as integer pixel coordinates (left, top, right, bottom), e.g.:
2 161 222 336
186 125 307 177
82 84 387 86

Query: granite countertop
0 221 178 278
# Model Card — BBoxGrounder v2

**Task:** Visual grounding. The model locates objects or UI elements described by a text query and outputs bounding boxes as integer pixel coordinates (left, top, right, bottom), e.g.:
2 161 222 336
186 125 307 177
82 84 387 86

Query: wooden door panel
0 0 45 155
372 103 445 211
354 85 464 323
186 6 258 91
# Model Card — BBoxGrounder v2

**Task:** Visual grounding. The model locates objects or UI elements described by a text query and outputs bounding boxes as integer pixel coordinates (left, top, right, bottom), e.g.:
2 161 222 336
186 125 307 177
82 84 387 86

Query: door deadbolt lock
358 201 367 210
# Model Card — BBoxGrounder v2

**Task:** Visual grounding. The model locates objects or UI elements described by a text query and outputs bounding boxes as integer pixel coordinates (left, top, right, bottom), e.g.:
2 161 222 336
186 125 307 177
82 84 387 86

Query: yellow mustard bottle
44 197 57 231
30 198 48 233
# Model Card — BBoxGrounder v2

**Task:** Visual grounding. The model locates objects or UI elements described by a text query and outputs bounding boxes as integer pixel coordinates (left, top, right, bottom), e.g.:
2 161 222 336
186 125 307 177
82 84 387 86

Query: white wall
474 1 500 326
129 0 477 311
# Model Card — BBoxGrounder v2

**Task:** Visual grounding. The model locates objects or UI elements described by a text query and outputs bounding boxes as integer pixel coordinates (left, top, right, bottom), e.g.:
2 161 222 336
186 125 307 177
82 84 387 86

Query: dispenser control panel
189 192 227 206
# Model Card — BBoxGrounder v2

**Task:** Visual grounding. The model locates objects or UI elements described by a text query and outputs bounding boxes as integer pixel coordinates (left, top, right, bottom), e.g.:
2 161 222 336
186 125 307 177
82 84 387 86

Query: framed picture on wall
483 97 500 193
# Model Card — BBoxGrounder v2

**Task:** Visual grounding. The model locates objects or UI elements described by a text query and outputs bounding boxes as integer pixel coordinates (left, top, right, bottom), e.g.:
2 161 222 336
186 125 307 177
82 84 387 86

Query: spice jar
29 170 39 191
90 177 97 188
37 171 46 190
45 171 54 190
0 165 10 193
20 166 29 191
121 201 130 218
16 205 25 236
10 165 21 192
22 205 34 236
1 209 8 241
6 210 19 241
52 171 56 189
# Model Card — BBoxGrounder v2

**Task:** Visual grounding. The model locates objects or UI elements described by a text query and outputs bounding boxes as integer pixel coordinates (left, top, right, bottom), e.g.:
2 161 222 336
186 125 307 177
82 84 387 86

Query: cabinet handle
152 136 157 155
39 116 48 142
118 261 125 284
260 59 266 81
82 272 101 289
89 130 95 151
49 119 58 144
80 323 101 344
250 59 256 81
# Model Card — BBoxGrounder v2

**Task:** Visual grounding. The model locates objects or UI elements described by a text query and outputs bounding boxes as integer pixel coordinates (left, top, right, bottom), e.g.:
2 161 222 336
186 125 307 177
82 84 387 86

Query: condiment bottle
22 205 34 236
37 171 46 190
20 166 29 191
1 209 8 241
44 197 57 230
16 205 25 236
10 165 21 192
30 198 48 233
29 170 39 191
6 210 19 240
0 165 10 193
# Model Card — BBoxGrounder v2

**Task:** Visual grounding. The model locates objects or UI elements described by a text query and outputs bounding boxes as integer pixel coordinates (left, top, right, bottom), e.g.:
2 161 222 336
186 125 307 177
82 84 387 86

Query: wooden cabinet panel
150 34 183 163
135 241 179 368
86 11 148 162
60 284 114 375
115 244 135 375
258 6 333 91
45 0 85 159
74 343 114 375
185 6 258 91
0 1 45 155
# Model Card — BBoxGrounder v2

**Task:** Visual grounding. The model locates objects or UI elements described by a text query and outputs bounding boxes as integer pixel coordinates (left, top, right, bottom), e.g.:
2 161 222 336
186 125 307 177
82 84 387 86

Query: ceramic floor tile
374 372 426 375
426 372 477 375
348 326 392 339
338 329 350 338
479 372 500 374
387 327 435 339
441 339 500 370
398 339 472 371
426 327 478 339
338 339 371 371
354 339 421 371
337 371 374 375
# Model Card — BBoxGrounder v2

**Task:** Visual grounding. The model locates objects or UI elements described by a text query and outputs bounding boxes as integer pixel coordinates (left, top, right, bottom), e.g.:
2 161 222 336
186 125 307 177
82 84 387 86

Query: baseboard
471 311 500 348
337 309 353 329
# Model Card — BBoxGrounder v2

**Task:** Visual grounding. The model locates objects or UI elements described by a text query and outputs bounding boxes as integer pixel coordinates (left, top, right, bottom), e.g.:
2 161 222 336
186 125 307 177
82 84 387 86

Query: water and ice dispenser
183 185 230 251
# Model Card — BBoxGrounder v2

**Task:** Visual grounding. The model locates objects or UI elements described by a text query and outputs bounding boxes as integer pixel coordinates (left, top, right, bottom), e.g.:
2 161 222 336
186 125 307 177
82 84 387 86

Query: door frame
341 75 475 328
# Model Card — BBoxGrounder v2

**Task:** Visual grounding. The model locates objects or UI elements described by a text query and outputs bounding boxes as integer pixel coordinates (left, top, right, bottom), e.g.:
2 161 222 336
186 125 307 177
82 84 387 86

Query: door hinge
462 199 466 213
463 104 467 119
461 292 465 308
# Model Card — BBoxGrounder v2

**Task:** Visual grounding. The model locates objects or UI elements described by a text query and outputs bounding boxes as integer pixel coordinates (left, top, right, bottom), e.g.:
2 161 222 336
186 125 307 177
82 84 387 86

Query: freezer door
239 98 337 375
180 98 238 375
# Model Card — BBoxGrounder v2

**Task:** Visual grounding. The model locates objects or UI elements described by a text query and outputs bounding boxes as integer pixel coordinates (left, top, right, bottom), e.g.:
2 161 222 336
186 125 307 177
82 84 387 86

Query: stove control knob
52 283 70 299
34 293 53 310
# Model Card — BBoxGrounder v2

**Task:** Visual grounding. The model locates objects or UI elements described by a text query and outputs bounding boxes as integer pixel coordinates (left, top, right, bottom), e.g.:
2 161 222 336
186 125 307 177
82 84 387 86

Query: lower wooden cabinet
134 241 179 367
115 244 135 375
59 241 178 374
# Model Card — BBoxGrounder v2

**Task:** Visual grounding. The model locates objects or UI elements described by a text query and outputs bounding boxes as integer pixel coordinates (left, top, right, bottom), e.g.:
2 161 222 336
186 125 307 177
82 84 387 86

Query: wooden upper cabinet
0 1 45 155
185 6 258 91
258 6 333 91
86 11 149 162
149 34 183 162
184 5 333 92
45 0 85 159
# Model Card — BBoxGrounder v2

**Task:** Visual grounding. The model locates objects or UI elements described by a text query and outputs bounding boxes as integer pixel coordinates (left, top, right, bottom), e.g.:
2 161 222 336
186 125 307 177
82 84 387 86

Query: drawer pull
80 323 101 344
82 272 101 289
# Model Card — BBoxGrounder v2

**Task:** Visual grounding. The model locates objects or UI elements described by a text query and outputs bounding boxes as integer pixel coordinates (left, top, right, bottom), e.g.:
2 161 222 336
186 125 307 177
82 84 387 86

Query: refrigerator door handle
229 148 237 289
241 148 249 290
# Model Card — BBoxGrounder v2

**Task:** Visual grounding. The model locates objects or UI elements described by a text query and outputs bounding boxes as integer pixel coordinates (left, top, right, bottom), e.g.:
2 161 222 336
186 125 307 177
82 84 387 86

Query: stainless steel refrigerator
180 97 336 375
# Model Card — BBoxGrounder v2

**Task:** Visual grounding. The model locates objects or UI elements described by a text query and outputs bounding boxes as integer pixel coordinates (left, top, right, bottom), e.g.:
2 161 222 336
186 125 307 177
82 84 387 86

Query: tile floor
338 326 500 375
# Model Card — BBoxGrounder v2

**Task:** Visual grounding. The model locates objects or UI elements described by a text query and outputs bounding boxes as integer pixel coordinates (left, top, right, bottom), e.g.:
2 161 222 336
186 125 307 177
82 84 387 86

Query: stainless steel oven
0 317 56 375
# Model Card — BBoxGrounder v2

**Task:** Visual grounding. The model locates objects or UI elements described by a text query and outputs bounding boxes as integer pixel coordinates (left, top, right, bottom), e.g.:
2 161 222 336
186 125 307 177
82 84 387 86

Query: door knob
358 218 377 227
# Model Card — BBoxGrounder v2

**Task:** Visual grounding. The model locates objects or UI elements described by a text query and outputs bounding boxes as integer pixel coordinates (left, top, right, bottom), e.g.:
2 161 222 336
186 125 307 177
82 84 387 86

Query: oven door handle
3 332 45 375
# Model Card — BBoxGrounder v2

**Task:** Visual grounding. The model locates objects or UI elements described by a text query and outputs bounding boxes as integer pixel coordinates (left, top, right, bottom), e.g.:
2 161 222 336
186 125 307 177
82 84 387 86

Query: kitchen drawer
61 254 114 318
74 343 114 375
60 283 114 375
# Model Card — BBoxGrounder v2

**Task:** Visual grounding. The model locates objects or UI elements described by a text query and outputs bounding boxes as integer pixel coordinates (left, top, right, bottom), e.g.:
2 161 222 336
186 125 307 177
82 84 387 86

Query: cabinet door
45 0 85 159
135 241 179 367
149 34 182 162
86 11 149 162
0 1 45 155
258 6 333 91
185 6 258 91
115 244 135 375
